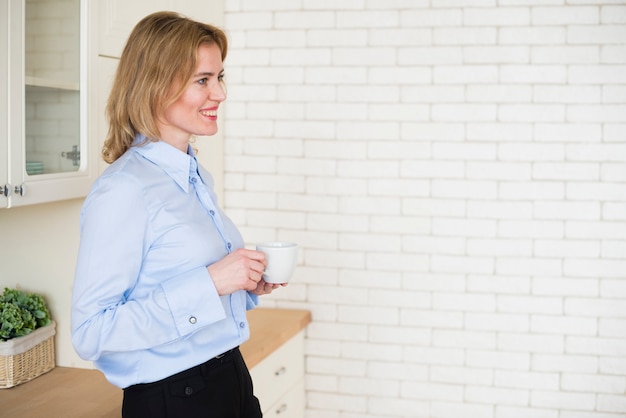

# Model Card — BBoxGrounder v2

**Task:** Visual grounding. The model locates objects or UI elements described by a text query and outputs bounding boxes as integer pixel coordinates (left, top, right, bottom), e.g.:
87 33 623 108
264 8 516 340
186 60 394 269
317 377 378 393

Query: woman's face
158 43 226 151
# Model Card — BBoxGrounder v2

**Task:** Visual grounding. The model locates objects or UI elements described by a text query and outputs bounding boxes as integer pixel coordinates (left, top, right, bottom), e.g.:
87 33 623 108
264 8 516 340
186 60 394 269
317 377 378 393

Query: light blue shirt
71 136 257 388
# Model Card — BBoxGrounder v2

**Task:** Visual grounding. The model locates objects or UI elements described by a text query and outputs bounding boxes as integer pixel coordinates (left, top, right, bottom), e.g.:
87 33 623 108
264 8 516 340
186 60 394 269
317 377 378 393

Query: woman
71 11 280 417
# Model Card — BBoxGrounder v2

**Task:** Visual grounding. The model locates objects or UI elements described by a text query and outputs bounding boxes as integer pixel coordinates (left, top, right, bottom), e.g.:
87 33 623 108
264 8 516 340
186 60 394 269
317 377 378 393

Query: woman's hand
207 248 266 296
251 280 288 295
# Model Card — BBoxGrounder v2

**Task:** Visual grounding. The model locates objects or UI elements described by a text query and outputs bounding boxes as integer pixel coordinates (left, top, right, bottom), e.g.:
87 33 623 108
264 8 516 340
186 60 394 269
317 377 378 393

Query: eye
197 77 208 86
218 72 227 93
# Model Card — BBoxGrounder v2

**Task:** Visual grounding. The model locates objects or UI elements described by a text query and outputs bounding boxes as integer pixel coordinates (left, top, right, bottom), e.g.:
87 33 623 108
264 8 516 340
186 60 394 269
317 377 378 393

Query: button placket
188 164 232 253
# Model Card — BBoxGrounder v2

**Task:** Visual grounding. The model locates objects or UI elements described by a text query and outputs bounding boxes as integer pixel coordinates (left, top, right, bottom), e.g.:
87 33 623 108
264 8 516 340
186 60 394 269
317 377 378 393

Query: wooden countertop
240 307 311 369
0 308 311 418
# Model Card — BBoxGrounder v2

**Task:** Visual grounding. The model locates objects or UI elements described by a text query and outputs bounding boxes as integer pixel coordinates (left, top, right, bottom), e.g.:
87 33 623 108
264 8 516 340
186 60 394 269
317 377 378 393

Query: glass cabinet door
24 0 80 176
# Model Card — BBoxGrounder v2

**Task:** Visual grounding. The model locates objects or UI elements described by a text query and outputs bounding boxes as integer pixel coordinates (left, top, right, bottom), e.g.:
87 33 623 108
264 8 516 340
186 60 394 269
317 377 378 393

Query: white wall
0 198 88 367
222 1 626 417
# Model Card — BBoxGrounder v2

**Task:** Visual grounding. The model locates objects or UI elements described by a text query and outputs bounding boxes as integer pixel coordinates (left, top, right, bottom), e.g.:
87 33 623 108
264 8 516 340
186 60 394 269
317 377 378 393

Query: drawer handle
274 366 287 376
275 404 288 414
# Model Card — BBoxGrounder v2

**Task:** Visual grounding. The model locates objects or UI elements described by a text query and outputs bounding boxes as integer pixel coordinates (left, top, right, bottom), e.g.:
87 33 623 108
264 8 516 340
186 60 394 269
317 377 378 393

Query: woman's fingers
208 248 267 294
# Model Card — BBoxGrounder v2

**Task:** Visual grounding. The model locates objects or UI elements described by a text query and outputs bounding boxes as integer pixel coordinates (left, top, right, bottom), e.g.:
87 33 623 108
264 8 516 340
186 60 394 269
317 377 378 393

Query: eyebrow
194 69 225 77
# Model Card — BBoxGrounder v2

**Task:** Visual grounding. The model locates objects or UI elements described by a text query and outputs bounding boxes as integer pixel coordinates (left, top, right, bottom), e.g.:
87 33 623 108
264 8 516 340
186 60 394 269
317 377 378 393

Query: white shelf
25 76 79 91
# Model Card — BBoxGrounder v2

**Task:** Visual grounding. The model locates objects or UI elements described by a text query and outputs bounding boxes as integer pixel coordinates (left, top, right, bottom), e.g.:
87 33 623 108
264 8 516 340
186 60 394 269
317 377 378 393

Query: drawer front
263 378 305 418
250 331 305 411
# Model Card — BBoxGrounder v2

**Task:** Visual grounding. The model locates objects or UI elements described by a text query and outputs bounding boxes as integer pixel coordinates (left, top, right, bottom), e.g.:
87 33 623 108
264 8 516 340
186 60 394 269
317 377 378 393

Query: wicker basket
0 320 55 389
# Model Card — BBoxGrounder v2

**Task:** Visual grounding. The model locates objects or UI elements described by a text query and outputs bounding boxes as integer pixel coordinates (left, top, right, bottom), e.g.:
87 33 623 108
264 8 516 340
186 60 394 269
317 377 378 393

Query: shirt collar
132 134 198 192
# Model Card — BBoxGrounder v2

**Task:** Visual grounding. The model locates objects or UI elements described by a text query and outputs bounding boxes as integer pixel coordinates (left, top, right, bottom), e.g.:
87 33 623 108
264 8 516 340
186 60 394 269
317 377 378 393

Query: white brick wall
223 1 626 417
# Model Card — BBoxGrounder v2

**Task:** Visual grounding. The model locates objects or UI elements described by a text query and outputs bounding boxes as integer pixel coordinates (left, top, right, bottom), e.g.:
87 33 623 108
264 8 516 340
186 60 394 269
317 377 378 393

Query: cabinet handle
274 366 286 376
275 404 287 414
1 184 9 197
14 184 25 197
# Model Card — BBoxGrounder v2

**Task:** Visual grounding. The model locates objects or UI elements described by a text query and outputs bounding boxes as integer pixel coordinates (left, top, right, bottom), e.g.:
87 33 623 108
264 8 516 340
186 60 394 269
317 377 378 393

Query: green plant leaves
0 288 51 341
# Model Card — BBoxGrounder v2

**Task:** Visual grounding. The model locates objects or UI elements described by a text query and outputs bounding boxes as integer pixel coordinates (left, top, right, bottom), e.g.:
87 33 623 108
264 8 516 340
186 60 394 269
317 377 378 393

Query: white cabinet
263 379 305 418
0 0 99 208
250 331 306 418
0 3 8 203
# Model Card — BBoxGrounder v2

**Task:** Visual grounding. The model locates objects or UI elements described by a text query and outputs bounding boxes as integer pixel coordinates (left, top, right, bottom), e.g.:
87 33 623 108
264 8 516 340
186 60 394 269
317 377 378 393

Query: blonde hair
102 11 228 163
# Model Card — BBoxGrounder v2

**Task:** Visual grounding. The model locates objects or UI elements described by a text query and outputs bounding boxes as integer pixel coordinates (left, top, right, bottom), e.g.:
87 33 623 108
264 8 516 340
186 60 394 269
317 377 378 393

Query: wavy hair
102 11 228 163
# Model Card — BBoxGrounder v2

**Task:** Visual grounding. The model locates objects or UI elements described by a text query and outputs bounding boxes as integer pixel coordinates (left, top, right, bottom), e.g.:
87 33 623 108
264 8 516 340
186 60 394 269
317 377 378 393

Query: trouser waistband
124 347 239 392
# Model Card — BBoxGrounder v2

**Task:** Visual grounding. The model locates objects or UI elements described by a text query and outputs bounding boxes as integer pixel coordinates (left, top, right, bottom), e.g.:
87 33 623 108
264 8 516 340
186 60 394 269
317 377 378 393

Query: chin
196 128 218 137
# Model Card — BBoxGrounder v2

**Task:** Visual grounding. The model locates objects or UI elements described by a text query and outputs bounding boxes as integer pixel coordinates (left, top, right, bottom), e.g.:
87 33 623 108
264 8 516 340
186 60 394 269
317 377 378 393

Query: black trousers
122 347 262 418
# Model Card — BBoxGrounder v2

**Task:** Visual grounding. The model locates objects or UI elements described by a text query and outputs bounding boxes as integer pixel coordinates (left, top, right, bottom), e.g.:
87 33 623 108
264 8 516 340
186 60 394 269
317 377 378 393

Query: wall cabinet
0 0 99 208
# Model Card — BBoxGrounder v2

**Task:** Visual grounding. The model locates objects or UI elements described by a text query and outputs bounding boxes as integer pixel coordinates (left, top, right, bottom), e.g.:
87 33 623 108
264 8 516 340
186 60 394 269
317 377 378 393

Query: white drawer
263 378 305 418
250 331 305 412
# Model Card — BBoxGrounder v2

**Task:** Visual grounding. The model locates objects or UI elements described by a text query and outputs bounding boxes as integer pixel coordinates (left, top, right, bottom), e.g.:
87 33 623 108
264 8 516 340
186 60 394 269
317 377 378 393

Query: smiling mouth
200 109 217 117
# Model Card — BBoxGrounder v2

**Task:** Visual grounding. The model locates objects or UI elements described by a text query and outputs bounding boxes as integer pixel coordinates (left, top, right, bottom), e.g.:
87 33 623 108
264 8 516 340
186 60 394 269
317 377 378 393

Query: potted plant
0 288 55 388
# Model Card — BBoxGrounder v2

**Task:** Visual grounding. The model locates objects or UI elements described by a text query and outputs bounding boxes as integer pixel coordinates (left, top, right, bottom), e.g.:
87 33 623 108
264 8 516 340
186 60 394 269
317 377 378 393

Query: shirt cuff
161 266 225 336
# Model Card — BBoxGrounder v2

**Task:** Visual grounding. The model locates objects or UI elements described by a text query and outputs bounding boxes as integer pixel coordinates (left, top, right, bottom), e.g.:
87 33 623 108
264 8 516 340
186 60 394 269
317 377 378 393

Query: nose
211 80 227 102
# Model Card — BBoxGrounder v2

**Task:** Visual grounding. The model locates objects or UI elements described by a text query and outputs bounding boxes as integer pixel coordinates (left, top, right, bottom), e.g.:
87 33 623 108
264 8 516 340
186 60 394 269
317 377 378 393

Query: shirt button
190 177 197 183
227 243 232 250
185 386 194 396
239 322 245 329
189 316 197 324
209 210 215 216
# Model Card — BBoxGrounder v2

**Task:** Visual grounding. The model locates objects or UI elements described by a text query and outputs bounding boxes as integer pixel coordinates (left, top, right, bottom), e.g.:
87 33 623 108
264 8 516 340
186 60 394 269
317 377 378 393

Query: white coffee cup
255 241 298 284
